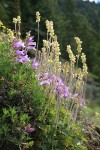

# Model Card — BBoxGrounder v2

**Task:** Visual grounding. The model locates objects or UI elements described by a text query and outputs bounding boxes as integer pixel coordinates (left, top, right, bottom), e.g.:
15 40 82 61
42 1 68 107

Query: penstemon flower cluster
12 36 36 63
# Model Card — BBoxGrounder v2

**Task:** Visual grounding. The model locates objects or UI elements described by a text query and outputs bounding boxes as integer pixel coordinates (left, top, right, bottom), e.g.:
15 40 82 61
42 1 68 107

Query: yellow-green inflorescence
36 11 41 23
0 21 15 42
12 16 21 39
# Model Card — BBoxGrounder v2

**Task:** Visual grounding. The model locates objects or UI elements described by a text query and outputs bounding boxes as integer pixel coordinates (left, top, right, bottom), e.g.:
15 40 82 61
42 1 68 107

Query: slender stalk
36 22 39 57
18 23 20 39
15 23 17 38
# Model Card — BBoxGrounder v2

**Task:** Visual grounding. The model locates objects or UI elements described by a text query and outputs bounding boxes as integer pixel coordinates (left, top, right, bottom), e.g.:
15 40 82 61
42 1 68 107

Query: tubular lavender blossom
25 127 35 133
12 35 36 64
12 39 25 50
31 58 39 70
26 36 36 51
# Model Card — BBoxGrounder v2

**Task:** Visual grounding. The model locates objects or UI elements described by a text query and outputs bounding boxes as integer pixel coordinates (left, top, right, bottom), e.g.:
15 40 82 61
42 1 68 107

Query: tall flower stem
18 23 20 39
15 24 17 38
36 22 39 57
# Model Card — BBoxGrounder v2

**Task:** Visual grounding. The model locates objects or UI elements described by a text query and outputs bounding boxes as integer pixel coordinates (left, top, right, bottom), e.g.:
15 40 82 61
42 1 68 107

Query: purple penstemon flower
48 73 57 81
37 72 69 99
26 36 36 51
28 42 36 46
15 50 27 56
31 58 39 70
63 86 69 98
38 73 57 87
25 127 35 133
55 84 69 98
26 36 34 43
38 80 51 86
38 73 49 80
50 76 69 98
15 55 30 63
26 46 36 51
12 39 25 50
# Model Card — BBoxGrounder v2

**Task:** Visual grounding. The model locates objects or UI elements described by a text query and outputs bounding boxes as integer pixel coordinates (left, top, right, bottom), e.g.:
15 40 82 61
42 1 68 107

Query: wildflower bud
43 40 50 48
76 81 81 89
81 53 86 64
17 16 21 24
83 63 88 76
76 68 84 82
53 35 57 41
75 37 82 54
36 11 41 22
49 21 54 37
13 18 17 24
7 29 15 42
26 31 31 38
46 20 50 32
17 31 21 36
67 45 76 65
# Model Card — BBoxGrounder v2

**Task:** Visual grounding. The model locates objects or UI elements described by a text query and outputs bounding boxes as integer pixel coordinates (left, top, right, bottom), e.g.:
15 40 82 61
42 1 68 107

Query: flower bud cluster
7 29 15 42
81 53 86 64
67 45 76 66
12 16 21 39
0 21 15 42
17 16 21 24
17 31 21 36
75 37 82 54
52 40 61 74
13 18 17 24
26 31 31 39
81 53 88 76
13 16 21 24
36 11 41 23
77 68 83 81
76 81 81 90
75 68 83 90
83 63 88 77
46 20 54 37
43 40 51 48
62 62 69 75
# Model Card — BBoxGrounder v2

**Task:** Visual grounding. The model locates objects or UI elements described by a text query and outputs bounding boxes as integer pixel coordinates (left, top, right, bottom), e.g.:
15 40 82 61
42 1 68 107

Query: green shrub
0 41 88 149
0 107 33 150
0 11 89 149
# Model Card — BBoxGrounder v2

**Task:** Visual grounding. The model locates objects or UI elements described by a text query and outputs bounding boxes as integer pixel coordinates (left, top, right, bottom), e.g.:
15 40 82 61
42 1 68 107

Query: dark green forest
0 0 100 98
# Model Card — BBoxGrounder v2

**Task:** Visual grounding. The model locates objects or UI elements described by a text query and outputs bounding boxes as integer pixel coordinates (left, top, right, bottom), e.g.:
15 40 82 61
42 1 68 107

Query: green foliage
0 41 88 149
0 107 33 149
0 42 46 112
37 107 87 150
